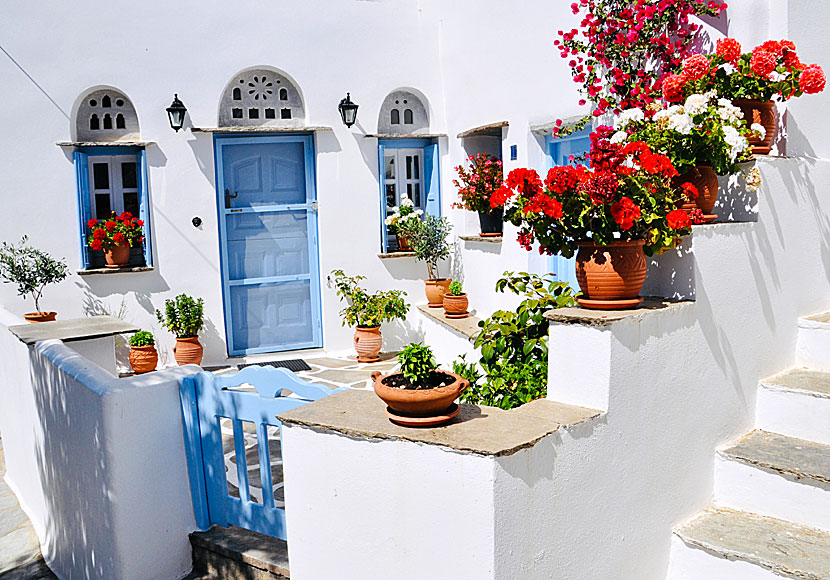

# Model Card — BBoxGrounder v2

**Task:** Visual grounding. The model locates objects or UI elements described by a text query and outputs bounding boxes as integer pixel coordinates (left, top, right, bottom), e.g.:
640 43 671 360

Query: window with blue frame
544 128 591 287
74 147 153 269
378 139 440 252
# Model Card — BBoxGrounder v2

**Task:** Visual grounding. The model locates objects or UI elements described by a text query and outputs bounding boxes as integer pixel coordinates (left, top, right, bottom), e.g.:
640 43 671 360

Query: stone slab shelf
459 235 502 243
77 266 154 275
544 298 694 327
416 303 481 340
377 251 416 259
7 315 139 345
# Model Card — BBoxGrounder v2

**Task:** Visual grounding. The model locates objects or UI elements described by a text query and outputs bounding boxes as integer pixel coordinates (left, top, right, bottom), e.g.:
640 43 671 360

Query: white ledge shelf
544 298 694 327
77 266 154 276
377 251 416 259
460 235 502 243
416 304 481 340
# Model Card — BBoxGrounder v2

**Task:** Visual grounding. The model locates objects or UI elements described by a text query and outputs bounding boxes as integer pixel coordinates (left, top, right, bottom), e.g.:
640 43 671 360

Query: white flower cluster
384 197 422 226
744 166 762 192
751 123 766 140
717 98 743 123
614 107 644 129
722 125 749 163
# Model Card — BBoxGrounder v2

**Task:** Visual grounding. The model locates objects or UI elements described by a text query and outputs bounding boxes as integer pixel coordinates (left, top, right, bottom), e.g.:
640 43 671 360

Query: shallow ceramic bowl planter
354 325 383 363
129 345 158 374
104 244 131 268
173 337 203 366
676 165 719 223
575 240 648 310
443 293 469 319
735 99 776 155
478 208 503 237
23 311 56 323
372 370 469 427
425 278 452 308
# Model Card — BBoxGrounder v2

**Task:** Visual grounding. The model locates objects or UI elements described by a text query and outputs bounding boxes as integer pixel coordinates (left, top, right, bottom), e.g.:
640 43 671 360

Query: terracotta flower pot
425 278 452 308
24 311 56 323
676 165 719 223
478 208 503 237
575 240 648 310
735 99 776 155
104 244 131 268
443 293 469 318
173 337 203 366
397 234 411 251
372 370 469 419
129 345 158 374
354 325 383 363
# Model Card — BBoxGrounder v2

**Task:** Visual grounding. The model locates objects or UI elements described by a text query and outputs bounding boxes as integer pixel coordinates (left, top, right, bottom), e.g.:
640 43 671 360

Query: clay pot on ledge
424 278 452 308
104 244 131 268
734 99 776 155
173 336 203 366
675 165 719 224
397 234 411 251
354 325 383 363
478 208 504 237
371 370 469 427
443 293 469 319
575 239 648 310
24 312 57 323
129 345 158 374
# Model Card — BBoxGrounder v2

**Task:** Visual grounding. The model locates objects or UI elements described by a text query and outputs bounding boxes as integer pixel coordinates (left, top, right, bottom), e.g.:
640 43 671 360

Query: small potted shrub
384 198 423 251
156 294 204 366
442 281 468 319
128 330 158 374
371 343 469 426
452 153 505 236
87 212 145 267
330 270 408 362
0 236 68 322
398 214 453 307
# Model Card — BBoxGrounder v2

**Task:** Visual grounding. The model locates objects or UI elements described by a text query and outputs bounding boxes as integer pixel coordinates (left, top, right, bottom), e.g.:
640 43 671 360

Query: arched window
90 114 100 130
115 113 125 129
103 114 112 130
219 67 304 127
404 109 413 124
390 109 400 125
378 90 429 134
102 95 111 108
75 88 139 142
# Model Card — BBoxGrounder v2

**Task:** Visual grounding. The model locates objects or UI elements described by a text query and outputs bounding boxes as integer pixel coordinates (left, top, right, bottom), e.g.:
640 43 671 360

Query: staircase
666 314 830 579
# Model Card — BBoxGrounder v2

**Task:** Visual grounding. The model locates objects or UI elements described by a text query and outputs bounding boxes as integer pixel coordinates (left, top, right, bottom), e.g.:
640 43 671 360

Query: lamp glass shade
166 94 187 132
338 93 358 128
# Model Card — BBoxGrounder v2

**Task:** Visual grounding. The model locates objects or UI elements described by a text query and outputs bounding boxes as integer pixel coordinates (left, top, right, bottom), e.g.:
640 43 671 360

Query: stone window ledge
544 297 694 327
77 266 154 276
416 304 481 340
459 235 502 243
377 251 416 259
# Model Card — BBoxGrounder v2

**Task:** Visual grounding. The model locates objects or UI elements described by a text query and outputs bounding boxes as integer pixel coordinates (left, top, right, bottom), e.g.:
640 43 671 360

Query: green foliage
330 270 408 328
129 330 155 347
0 236 68 312
398 215 453 280
458 272 576 410
398 343 437 388
156 294 204 338
448 281 464 296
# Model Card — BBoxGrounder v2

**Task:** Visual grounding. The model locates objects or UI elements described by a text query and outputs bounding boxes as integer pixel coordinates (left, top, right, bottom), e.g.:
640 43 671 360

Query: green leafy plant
448 281 464 296
330 270 408 328
129 330 155 347
156 294 204 339
398 214 453 280
452 153 504 213
457 272 576 410
398 343 438 388
0 236 68 313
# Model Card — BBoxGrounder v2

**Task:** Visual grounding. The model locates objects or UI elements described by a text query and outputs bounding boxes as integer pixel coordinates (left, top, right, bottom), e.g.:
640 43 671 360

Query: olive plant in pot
330 270 408 363
156 294 205 366
442 281 468 319
128 330 158 374
372 343 469 427
452 153 504 236
397 214 453 307
0 236 68 322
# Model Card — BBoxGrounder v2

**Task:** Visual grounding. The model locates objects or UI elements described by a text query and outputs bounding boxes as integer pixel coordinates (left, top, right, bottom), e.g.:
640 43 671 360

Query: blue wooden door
215 136 322 355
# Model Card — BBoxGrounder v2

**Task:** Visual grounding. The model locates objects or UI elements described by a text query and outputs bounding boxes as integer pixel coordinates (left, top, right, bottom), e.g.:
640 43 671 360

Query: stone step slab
667 506 830 580
715 430 830 531
189 525 289 580
757 369 830 444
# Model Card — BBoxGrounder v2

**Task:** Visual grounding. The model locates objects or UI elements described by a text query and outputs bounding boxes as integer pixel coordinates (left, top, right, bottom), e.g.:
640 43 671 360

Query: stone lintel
456 121 508 139
545 298 694 327
459 235 503 243
8 315 140 345
191 126 332 133
277 389 602 457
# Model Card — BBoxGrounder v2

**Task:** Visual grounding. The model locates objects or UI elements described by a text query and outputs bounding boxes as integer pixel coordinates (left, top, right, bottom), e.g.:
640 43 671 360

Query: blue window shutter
137 149 153 266
424 143 440 216
74 151 91 269
377 143 388 252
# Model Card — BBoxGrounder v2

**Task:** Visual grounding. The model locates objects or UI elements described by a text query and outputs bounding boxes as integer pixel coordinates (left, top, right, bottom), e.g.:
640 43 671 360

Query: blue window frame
377 139 441 252
544 129 591 288
73 146 152 269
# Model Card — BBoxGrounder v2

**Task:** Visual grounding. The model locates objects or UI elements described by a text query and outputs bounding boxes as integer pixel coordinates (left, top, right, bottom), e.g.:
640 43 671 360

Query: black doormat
237 359 312 372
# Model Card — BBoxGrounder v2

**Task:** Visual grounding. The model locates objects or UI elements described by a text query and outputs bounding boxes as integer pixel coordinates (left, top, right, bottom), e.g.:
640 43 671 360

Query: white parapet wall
0 310 201 580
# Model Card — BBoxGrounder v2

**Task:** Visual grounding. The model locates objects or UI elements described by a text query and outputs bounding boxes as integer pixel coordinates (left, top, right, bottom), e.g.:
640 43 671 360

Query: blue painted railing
180 366 345 539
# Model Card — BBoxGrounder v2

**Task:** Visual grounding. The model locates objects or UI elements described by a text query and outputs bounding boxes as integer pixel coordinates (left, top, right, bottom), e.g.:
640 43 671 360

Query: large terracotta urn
424 278 452 308
173 337 203 366
575 240 648 310
734 99 776 155
354 325 383 363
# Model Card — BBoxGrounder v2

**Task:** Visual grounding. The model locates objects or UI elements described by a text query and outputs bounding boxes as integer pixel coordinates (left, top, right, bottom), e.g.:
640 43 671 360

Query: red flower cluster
582 172 619 205
610 196 641 230
642 153 678 177
750 49 777 77
716 38 742 63
505 168 543 196
524 194 564 219
545 166 582 194
679 182 699 201
667 208 692 229
662 73 687 103
682 54 711 81
87 211 145 253
490 186 514 209
800 65 826 94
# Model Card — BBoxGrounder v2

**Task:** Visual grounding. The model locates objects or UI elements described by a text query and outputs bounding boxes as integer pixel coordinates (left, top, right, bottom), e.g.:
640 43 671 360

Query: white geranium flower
744 166 762 192
610 131 628 144
615 107 644 129
668 113 695 135
723 125 748 162
401 197 414 207
719 63 736 75
684 94 709 116
717 98 743 122
413 209 423 216
751 123 767 139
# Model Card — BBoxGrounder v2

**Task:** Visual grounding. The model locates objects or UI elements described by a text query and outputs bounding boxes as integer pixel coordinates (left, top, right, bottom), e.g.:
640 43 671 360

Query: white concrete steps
715 430 830 531
797 313 830 371
667 506 830 580
757 369 830 444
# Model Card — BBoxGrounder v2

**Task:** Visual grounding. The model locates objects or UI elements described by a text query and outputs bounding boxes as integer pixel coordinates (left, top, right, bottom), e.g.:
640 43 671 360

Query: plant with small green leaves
129 331 155 347
156 294 204 339
448 281 464 296
330 270 408 328
0 236 68 313
398 343 437 389
398 214 453 280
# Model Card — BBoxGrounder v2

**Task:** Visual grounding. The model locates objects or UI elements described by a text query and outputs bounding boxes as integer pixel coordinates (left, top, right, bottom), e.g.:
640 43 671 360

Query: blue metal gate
180 366 343 539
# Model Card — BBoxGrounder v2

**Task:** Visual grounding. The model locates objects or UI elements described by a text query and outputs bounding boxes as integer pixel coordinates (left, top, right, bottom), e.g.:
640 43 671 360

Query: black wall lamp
338 93 359 128
166 94 188 132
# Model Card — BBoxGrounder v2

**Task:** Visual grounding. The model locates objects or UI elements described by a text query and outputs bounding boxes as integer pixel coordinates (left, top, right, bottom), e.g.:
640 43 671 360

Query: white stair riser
714 457 830 532
796 323 830 371
666 535 784 580
756 387 830 445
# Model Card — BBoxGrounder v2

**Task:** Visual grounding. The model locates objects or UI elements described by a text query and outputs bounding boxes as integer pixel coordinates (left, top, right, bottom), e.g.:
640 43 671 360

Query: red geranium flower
667 209 692 229
136 219 144 227
87 218 98 228
545 166 581 194
800 65 826 94
490 186 514 209
716 38 742 63
112 232 127 245
92 228 105 240
505 168 543 196
682 54 711 81
610 197 641 230
105 220 117 231
581 172 619 206
662 73 687 103
517 231 534 251
120 212 133 221
90 240 103 251
750 50 777 77
680 182 699 201
641 153 678 178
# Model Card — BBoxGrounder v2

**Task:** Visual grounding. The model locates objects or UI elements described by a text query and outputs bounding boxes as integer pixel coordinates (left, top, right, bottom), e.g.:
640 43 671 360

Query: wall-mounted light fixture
338 93 359 128
166 94 187 132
